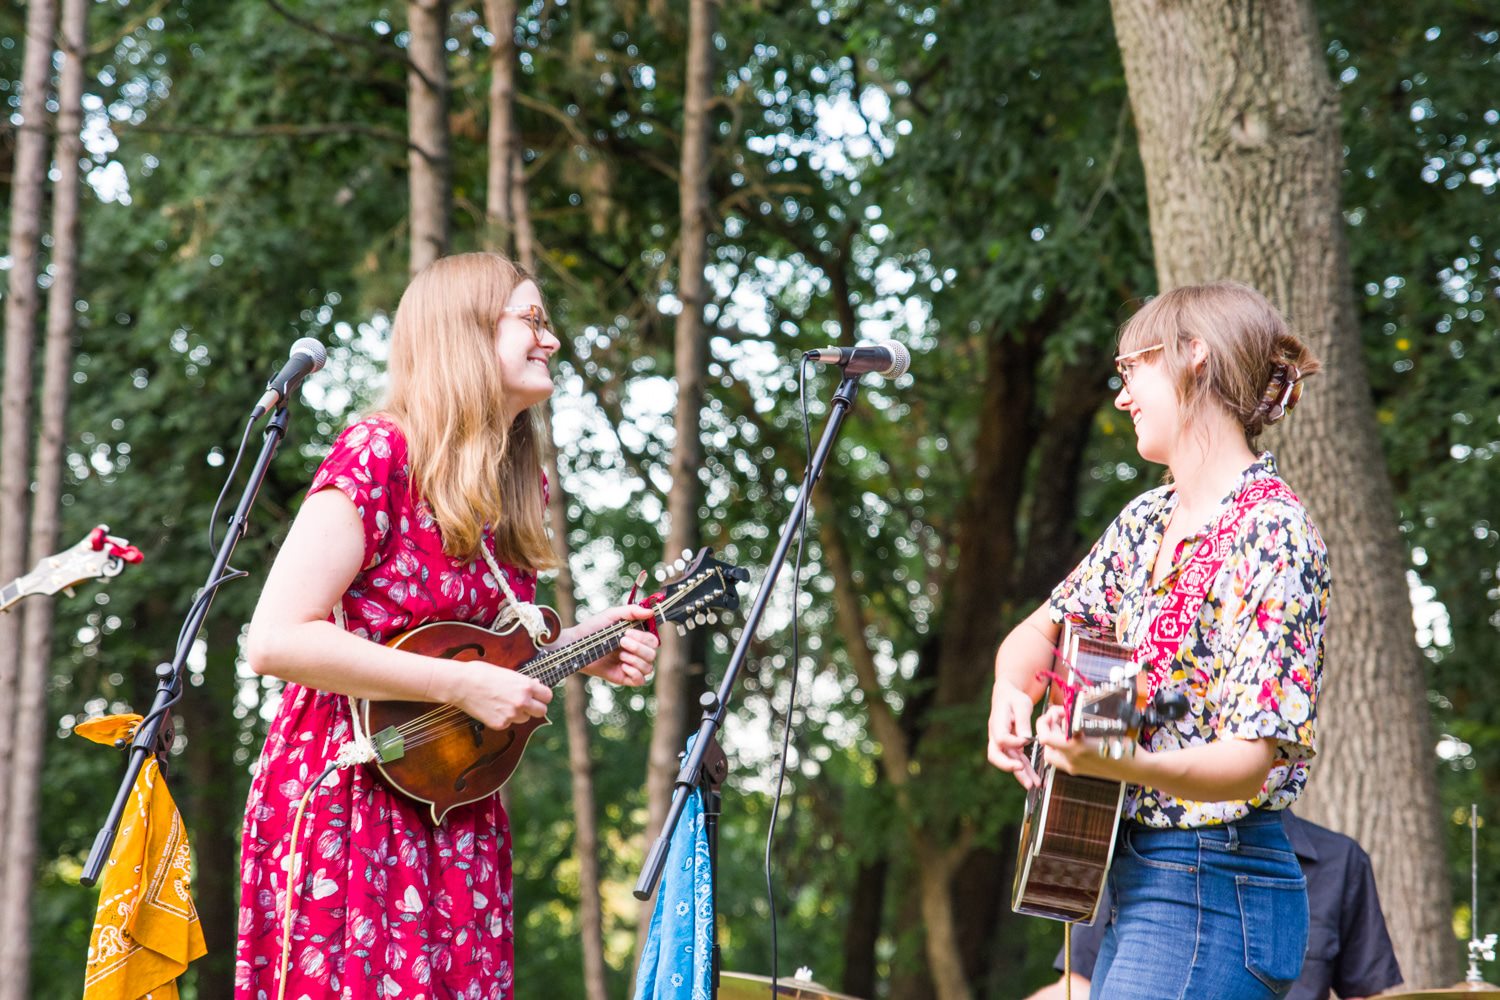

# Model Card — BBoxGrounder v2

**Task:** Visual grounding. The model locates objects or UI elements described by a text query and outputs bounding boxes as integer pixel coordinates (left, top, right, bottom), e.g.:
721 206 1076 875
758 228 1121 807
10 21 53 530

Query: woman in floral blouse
236 252 659 999
988 281 1330 999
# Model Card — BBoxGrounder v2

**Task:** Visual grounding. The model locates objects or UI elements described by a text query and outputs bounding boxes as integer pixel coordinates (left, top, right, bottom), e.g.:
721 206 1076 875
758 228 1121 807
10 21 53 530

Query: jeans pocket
1236 874 1309 993
1121 830 1198 874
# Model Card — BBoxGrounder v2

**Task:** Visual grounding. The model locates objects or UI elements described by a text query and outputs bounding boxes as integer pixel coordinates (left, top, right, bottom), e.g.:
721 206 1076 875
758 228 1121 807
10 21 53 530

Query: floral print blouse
1048 453 1330 828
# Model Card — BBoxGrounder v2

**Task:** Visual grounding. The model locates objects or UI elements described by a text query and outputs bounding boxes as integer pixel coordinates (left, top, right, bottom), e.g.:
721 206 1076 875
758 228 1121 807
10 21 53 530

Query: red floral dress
236 416 536 1000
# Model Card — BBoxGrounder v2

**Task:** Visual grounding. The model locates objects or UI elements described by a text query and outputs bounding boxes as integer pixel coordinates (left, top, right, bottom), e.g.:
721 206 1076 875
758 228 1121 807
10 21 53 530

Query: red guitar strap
1133 478 1296 698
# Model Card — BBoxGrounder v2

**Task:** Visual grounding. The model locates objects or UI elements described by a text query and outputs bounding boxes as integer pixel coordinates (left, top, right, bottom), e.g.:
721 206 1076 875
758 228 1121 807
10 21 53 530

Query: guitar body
1012 623 1142 923
355 614 562 826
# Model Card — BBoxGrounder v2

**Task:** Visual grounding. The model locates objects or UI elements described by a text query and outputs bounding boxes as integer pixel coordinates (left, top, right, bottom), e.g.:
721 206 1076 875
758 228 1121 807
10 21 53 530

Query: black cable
209 413 260 551
139 413 261 741
764 356 818 996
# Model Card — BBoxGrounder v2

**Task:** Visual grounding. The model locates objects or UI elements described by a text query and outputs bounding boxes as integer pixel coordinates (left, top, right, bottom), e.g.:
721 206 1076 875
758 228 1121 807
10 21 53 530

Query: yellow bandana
77 714 207 1000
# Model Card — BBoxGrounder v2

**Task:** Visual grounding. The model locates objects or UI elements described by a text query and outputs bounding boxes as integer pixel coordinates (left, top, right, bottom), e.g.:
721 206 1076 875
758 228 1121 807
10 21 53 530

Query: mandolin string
388 623 649 750
387 574 715 747
385 594 693 748
389 612 668 747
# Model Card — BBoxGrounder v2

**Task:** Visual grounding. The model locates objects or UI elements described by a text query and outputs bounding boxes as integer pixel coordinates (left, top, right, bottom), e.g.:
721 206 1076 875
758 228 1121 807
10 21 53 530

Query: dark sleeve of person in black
1330 842 1403 999
1051 886 1111 980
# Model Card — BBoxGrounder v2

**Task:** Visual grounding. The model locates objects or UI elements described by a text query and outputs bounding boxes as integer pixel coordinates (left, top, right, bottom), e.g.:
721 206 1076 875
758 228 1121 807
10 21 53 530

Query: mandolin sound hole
453 731 517 791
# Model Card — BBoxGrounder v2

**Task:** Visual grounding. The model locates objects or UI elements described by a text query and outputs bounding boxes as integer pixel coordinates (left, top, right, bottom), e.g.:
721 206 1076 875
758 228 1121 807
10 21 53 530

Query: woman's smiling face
495 280 559 418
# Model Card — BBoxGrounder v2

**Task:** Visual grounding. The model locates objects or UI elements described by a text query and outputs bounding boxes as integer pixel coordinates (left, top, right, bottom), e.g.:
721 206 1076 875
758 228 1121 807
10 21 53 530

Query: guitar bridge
370 726 406 763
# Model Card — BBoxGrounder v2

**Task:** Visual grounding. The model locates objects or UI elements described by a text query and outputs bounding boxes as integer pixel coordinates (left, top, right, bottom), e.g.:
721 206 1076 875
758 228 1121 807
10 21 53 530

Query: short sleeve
1216 506 1328 757
307 418 405 570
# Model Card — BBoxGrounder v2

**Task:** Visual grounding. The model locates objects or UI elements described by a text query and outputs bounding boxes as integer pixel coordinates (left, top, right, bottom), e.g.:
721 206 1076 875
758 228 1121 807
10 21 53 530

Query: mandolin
352 547 748 824
1011 620 1185 923
0 526 140 614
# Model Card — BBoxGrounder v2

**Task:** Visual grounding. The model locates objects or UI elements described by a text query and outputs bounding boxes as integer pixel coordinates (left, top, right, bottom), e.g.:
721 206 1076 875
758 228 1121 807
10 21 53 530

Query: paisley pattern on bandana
1048 453 1330 829
236 416 536 999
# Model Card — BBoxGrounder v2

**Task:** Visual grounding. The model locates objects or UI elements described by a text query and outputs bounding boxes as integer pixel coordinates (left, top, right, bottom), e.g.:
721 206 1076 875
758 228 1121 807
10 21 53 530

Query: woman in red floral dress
235 252 658 999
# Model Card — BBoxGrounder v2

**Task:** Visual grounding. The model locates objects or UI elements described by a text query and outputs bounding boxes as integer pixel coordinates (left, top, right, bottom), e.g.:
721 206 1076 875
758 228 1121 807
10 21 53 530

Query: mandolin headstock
651 547 749 636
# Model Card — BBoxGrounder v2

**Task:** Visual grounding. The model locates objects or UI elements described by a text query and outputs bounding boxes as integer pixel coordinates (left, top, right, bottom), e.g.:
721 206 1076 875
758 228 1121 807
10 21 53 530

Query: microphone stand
634 369 863 998
82 405 292 886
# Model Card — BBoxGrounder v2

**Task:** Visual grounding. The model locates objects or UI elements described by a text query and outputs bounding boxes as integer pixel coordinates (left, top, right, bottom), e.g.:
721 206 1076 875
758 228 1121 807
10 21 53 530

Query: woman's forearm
246 618 466 704
1109 736 1277 803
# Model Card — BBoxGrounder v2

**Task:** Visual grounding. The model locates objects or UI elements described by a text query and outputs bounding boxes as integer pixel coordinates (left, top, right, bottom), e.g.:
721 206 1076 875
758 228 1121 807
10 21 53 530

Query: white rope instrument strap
481 545 547 643
279 549 550 994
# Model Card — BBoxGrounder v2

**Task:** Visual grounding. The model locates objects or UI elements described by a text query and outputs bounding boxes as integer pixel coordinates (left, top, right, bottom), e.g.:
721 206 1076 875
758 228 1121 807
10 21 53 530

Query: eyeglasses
1114 343 1164 388
1265 365 1304 424
501 304 554 347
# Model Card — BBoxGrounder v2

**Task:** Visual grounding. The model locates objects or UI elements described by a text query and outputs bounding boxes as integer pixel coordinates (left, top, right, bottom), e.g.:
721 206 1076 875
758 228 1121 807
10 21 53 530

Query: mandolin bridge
371 726 406 763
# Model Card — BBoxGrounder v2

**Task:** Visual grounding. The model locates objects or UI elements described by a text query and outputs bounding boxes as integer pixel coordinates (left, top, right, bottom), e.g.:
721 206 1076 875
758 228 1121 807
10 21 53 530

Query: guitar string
380 580 715 749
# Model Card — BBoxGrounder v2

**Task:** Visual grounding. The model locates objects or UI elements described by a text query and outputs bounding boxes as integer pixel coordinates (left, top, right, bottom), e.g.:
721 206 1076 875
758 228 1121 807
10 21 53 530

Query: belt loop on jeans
1226 822 1240 852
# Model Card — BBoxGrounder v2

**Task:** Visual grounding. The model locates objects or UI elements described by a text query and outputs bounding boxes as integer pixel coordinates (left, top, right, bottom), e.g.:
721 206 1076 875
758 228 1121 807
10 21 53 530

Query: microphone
804 340 912 379
251 337 328 418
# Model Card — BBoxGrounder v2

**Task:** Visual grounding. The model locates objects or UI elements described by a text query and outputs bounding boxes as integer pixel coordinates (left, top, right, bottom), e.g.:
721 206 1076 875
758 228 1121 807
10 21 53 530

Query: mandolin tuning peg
695 612 707 625
707 612 718 625
681 548 693 562
676 623 688 637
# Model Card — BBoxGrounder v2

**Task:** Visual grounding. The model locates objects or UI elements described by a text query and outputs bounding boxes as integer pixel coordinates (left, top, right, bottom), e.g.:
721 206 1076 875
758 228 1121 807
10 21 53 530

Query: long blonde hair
382 252 557 570
1117 281 1321 447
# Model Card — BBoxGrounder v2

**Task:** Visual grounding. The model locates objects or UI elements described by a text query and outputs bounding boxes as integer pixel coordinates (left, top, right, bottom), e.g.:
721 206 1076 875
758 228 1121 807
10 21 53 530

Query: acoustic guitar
352 547 748 824
0 526 140 614
1011 620 1185 922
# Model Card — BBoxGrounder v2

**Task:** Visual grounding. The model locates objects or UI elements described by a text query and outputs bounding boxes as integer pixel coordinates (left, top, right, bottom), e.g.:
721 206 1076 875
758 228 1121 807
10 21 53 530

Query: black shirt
1053 811 1403 1000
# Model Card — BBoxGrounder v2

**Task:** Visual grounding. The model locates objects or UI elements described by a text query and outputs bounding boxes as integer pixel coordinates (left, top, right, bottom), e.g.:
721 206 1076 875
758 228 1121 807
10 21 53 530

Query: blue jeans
1091 810 1308 1000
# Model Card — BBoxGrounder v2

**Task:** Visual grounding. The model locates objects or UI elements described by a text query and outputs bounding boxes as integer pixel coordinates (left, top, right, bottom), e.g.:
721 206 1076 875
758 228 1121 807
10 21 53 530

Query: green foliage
1327 0 1500 951
4 0 1499 996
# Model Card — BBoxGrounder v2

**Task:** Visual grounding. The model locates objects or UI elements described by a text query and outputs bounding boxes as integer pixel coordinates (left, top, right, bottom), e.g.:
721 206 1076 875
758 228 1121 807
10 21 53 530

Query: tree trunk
822 518 974 1000
1108 0 1452 985
481 6 610 991
638 0 715 950
407 0 451 275
179 619 245 997
0 3 82 993
839 858 886 999
483 0 517 256
0 0 57 910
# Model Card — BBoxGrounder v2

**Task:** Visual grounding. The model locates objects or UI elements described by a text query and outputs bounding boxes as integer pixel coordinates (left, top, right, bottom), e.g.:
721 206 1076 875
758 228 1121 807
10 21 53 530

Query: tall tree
408 0 451 273
483 2 609 994
1108 0 1453 985
0 1 87 993
0 0 57 907
639 0 717 944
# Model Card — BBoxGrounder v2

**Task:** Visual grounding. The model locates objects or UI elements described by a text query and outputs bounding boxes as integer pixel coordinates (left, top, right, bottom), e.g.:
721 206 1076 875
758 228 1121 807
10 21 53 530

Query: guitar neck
519 618 657 688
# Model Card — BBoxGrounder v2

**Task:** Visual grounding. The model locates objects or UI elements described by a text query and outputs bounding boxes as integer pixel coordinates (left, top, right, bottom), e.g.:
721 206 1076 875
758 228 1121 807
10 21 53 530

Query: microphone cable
137 412 262 739
764 354 818 995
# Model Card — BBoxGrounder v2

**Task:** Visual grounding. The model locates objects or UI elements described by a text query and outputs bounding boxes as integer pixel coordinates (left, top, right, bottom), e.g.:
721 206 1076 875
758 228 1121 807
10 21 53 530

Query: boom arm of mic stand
81 406 292 887
634 373 861 900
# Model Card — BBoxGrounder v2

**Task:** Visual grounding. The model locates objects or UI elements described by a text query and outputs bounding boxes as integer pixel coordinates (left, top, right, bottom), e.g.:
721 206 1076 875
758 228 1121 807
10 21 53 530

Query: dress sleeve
1215 504 1329 758
307 419 404 570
